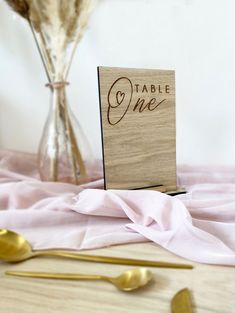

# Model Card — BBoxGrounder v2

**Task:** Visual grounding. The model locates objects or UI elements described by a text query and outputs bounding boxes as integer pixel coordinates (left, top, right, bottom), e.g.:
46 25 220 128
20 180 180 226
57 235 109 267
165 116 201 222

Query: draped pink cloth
1 150 235 266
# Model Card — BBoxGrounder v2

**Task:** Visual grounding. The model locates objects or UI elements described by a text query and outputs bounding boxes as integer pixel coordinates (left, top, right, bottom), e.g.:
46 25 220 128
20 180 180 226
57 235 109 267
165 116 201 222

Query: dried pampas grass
5 0 95 80
5 0 30 19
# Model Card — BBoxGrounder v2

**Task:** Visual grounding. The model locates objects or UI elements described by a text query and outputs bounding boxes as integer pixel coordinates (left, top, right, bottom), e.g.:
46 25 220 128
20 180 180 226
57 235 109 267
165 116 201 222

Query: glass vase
38 81 93 185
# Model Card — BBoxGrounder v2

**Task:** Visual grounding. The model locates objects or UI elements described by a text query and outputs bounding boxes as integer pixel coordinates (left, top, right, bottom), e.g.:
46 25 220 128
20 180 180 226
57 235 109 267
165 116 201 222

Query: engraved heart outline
116 91 125 105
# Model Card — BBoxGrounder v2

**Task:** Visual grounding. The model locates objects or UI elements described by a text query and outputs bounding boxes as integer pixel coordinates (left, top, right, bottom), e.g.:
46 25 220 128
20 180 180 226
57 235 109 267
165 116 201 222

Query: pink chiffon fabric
1 150 235 266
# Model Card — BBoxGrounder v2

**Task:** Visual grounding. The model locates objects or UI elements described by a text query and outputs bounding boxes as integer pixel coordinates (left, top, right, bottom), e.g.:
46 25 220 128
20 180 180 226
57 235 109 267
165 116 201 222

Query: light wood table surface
0 242 234 313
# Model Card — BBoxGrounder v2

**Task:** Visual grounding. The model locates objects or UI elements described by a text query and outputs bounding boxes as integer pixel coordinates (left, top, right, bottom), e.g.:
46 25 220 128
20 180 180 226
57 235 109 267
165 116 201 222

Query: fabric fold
1 149 235 265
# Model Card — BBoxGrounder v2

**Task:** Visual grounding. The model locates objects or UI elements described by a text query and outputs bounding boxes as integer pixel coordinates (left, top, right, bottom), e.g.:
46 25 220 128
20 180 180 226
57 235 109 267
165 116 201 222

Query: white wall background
1 0 235 165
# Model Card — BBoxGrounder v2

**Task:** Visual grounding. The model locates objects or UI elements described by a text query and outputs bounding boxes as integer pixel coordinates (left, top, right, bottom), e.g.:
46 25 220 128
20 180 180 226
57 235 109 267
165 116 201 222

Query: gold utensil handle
6 271 104 281
35 251 193 269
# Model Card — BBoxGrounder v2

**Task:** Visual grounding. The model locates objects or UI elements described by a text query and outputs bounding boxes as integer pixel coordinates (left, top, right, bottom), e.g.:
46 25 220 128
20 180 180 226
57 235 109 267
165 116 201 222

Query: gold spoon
0 229 193 269
5 268 153 292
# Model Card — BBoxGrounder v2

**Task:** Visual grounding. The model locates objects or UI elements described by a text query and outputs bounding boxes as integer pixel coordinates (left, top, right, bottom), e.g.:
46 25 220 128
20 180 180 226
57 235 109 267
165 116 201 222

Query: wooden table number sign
98 66 177 193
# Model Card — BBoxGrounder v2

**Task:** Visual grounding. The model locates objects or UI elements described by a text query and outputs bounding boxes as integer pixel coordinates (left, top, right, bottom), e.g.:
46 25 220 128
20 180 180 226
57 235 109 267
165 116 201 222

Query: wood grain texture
98 67 176 191
1 243 234 313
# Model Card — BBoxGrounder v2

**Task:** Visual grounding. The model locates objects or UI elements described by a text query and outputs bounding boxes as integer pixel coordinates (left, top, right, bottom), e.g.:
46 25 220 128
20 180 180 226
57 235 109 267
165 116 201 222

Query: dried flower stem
50 88 59 181
65 0 95 79
29 22 59 180
28 21 51 82
58 88 87 181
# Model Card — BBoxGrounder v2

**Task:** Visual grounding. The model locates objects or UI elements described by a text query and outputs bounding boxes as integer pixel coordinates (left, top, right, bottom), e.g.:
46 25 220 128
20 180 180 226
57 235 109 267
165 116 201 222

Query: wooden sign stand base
133 185 186 196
